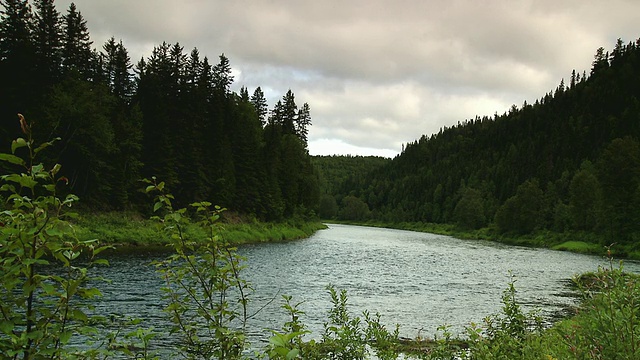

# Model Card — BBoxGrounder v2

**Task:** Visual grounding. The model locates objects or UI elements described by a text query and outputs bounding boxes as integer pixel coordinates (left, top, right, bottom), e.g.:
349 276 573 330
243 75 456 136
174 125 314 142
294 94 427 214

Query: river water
90 224 640 352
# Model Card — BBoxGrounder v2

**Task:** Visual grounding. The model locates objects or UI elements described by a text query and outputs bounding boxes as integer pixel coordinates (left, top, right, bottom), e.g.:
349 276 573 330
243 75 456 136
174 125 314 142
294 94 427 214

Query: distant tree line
0 0 319 219
324 37 640 245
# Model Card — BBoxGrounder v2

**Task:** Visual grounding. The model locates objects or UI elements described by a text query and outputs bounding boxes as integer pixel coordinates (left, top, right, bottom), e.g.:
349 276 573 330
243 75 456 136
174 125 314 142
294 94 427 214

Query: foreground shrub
554 257 640 360
0 115 116 359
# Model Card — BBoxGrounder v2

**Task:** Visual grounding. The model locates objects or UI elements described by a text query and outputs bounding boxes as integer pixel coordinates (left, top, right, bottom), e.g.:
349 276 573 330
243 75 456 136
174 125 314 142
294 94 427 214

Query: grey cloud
64 0 640 156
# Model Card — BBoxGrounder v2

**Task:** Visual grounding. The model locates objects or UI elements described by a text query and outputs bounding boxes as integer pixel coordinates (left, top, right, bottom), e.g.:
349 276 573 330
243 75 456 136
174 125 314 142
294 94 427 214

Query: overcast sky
61 0 640 157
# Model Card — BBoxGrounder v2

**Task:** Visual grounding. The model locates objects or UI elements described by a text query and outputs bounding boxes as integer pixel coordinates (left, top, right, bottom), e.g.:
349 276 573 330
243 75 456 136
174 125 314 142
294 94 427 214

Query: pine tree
590 46 609 76
296 102 311 144
137 42 179 188
0 0 36 135
62 2 93 79
101 37 132 99
33 0 62 87
213 53 233 94
283 90 298 135
100 37 141 207
251 86 268 127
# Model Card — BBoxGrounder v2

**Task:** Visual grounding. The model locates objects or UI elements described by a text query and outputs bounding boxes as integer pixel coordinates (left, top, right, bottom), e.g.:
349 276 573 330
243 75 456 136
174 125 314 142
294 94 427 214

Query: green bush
0 115 148 359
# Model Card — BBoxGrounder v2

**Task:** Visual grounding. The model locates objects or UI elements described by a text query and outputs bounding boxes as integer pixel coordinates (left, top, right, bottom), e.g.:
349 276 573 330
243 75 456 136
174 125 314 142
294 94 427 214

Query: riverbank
73 211 327 252
328 220 640 260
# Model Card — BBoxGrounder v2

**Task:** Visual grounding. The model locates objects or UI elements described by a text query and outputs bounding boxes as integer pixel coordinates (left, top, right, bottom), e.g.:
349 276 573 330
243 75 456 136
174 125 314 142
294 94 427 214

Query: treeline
312 155 390 219
331 37 640 245
0 1 319 220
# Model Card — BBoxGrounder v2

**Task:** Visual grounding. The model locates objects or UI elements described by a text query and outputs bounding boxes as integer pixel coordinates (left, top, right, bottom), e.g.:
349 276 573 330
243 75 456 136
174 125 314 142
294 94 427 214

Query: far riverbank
72 211 327 252
327 219 638 260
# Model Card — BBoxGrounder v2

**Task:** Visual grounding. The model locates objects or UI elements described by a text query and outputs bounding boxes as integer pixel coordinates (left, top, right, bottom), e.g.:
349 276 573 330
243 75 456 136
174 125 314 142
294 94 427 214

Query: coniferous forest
0 0 319 220
319 37 640 250
3 1 640 250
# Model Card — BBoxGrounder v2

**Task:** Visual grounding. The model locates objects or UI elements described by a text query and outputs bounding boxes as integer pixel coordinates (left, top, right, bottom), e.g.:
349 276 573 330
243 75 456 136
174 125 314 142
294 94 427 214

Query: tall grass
73 211 326 250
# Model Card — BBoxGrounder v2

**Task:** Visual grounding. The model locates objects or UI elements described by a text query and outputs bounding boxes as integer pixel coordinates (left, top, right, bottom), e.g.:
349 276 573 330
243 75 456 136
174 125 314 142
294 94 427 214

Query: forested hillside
312 155 390 219
334 37 640 246
0 1 319 220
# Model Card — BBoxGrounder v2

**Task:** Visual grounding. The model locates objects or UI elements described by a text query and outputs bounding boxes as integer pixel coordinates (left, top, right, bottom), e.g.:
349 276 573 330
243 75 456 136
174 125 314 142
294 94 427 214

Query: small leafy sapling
145 177 251 359
0 114 112 358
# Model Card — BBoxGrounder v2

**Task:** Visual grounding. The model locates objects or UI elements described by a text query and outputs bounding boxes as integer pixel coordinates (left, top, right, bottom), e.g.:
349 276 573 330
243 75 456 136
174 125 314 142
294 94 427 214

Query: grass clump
552 240 603 254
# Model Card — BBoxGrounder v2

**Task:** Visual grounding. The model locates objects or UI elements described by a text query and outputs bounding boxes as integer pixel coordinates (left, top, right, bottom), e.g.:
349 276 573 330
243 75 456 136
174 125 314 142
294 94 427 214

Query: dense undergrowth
2 118 640 359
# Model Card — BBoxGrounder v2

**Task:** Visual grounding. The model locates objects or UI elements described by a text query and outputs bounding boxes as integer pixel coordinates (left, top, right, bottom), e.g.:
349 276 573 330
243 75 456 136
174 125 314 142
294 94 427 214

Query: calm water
91 224 640 351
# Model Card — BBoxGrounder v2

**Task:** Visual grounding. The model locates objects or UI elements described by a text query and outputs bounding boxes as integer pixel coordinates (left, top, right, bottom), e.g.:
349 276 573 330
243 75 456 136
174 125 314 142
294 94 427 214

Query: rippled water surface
93 224 640 350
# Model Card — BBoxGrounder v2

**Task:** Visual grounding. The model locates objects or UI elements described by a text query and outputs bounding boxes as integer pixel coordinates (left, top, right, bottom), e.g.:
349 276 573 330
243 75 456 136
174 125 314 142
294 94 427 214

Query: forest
320 37 640 250
0 0 319 221
3 1 640 250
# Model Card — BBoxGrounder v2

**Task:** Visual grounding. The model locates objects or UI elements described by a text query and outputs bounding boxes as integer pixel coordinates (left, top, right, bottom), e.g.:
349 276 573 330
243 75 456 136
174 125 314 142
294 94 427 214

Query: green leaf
286 349 300 360
93 258 110 266
59 331 72 345
71 309 89 322
3 174 37 189
0 320 14 334
0 184 15 192
33 138 60 155
51 163 62 176
11 138 27 154
31 163 45 176
269 333 286 347
0 153 25 166
40 281 56 296
153 201 163 212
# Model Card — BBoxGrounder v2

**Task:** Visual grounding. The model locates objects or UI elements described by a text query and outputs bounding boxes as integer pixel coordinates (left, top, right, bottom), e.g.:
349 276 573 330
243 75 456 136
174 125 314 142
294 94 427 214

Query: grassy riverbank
73 211 327 252
328 219 640 260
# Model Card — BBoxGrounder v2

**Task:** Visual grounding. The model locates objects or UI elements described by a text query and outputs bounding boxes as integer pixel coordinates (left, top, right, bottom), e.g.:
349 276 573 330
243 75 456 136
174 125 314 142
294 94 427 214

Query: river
90 223 640 353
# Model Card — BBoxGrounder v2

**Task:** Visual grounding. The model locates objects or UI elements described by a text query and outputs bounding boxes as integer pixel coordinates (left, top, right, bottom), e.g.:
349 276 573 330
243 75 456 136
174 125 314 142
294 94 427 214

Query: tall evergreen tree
280 89 297 135
251 86 268 127
0 0 35 138
101 37 132 99
33 0 61 88
61 2 93 79
137 42 179 188
100 37 142 208
296 102 311 144
213 53 233 94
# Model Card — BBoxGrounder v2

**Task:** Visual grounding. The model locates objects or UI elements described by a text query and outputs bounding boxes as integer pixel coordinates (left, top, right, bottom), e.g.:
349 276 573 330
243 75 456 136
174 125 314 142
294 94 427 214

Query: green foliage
0 115 145 359
264 295 309 360
597 137 640 243
556 258 640 359
145 178 251 359
464 274 545 359
568 161 601 231
318 194 338 219
453 187 486 230
266 286 403 360
340 195 370 221
551 240 603 254
495 179 544 234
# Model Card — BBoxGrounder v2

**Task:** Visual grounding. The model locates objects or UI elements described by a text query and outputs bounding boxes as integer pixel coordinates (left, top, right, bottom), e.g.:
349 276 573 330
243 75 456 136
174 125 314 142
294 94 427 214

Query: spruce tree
213 53 233 94
101 37 132 99
0 0 35 137
251 86 268 127
33 0 62 88
296 102 311 144
61 2 93 79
